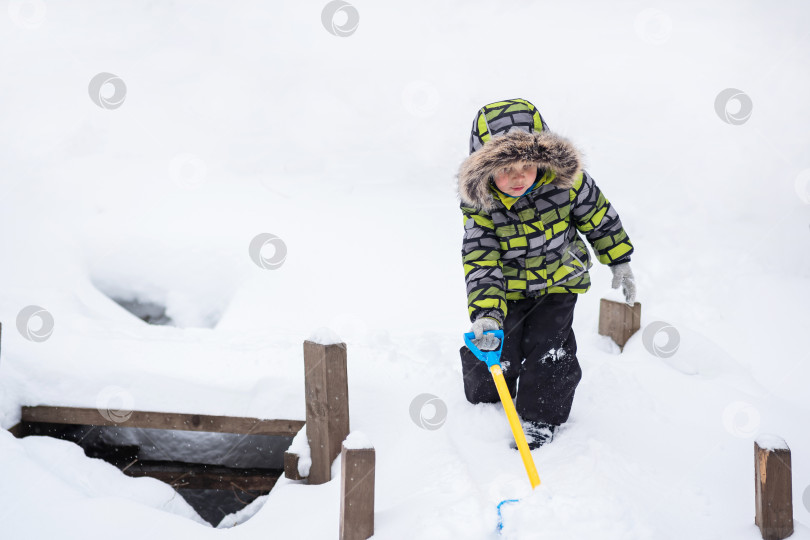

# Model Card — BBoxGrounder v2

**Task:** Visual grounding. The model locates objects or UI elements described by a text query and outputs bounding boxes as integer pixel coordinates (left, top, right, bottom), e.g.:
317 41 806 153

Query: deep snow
1 0 810 538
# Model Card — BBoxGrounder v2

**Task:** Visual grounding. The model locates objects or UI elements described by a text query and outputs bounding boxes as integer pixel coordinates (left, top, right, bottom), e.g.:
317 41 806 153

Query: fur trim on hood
457 130 583 212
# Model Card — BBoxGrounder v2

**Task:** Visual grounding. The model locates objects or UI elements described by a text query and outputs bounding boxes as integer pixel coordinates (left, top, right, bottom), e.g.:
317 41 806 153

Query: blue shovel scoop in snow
463 329 542 533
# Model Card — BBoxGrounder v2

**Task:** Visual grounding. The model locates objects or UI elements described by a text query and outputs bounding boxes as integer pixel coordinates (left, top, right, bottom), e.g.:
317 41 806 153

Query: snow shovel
463 329 541 489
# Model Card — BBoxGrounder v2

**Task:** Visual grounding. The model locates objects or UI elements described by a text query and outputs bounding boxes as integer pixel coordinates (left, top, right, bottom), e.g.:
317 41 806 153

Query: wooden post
303 340 349 485
755 436 793 540
598 298 641 351
340 442 375 540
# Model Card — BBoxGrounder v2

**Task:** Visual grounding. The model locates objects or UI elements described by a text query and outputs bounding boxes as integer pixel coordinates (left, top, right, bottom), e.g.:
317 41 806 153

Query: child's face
493 163 537 196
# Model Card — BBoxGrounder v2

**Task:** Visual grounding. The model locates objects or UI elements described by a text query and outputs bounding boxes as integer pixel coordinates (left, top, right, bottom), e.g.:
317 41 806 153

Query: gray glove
610 262 636 306
470 316 501 351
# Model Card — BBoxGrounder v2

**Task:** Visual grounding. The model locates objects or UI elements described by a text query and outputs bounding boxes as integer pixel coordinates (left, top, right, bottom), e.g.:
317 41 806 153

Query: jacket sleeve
461 203 507 326
570 170 634 266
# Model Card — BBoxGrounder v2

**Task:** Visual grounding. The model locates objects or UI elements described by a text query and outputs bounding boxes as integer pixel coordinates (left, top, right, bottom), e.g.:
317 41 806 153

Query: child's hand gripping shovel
463 329 541 489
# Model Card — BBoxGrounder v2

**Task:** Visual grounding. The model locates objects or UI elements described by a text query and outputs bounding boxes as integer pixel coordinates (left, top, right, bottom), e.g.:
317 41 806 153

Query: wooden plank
20 406 304 436
303 340 350 485
340 444 375 540
284 451 304 480
8 423 24 438
120 459 281 491
598 298 641 351
755 437 793 540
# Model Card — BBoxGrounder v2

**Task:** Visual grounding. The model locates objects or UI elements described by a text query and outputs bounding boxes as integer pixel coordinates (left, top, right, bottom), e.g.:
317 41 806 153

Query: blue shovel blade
463 329 504 369
496 498 520 532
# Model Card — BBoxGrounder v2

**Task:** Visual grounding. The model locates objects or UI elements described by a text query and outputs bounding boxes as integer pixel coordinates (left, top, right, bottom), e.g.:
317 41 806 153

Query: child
456 98 636 449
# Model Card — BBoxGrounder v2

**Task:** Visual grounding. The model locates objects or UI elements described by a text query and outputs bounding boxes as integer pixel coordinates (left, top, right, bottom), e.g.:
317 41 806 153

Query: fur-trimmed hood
457 129 584 212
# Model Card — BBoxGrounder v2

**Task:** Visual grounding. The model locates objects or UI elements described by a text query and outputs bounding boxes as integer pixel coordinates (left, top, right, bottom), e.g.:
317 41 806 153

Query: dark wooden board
8 423 23 437
284 450 305 480
19 405 304 436
121 459 281 491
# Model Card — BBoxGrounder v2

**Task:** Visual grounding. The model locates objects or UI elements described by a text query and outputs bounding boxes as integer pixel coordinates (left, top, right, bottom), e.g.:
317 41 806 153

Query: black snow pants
459 292 582 426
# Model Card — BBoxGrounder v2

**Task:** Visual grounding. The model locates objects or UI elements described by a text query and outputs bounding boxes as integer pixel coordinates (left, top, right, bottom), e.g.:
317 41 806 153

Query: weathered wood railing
8 404 303 492
2 321 375 537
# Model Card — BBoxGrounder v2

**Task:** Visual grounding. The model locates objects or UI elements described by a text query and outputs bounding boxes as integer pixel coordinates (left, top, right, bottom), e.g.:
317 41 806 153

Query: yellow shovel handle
489 364 541 489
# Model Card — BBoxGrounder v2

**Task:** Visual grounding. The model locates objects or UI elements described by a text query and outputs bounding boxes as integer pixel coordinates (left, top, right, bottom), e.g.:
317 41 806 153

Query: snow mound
307 327 343 345
343 430 373 450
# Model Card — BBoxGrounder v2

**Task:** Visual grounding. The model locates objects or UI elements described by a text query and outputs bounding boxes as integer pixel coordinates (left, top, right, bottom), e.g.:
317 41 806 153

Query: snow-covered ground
1 0 809 538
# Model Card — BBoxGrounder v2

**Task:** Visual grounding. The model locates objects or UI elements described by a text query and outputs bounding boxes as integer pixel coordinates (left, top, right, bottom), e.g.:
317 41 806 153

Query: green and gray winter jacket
457 99 634 326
